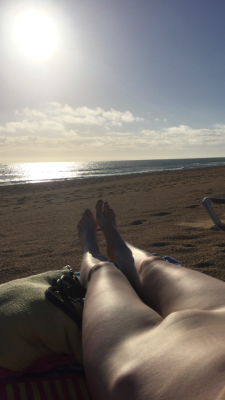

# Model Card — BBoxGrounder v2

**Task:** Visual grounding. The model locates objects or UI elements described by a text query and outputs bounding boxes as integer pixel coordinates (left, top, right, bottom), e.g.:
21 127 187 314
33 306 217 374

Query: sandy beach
0 165 225 285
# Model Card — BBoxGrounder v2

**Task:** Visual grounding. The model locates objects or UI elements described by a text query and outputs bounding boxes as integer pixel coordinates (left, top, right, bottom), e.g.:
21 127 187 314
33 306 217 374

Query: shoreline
1 165 225 284
1 163 225 190
1 159 225 188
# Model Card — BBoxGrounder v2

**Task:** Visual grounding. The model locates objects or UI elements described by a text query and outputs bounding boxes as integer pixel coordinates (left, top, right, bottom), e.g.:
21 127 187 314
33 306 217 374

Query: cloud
46 103 143 126
140 125 225 146
0 119 66 136
0 104 143 139
212 124 225 129
0 120 39 133
1 124 225 152
15 108 46 118
1 105 225 161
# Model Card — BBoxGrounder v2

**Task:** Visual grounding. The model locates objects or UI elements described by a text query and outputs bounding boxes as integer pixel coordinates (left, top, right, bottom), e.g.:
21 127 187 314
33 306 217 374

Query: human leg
78 209 109 288
96 200 225 317
78 210 162 399
79 207 225 400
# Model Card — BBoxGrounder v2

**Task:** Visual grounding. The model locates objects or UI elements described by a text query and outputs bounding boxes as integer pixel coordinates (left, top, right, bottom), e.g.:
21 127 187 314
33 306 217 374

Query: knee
92 261 114 273
139 255 162 280
88 261 115 281
111 367 138 400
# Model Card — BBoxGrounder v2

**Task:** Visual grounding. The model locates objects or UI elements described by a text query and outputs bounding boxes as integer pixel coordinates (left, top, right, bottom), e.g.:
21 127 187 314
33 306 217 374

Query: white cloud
141 125 225 146
1 105 225 161
40 120 64 131
0 104 143 139
1 124 224 152
15 108 46 118
0 120 39 133
46 103 143 126
106 131 134 136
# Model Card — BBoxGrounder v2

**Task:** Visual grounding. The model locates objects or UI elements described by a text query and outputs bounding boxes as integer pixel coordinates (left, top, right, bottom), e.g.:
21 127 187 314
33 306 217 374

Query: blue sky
1 0 225 162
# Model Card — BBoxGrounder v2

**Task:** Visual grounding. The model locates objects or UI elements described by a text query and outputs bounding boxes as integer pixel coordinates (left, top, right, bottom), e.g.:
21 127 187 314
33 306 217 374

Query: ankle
82 241 100 256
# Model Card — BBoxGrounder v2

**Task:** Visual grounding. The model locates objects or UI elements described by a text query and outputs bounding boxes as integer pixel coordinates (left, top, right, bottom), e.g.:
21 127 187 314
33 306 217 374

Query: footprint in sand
152 212 170 217
151 242 171 247
17 197 27 204
170 234 201 240
20 252 36 258
60 251 75 256
20 250 54 258
131 219 146 225
185 205 200 209
195 261 212 268
210 226 221 231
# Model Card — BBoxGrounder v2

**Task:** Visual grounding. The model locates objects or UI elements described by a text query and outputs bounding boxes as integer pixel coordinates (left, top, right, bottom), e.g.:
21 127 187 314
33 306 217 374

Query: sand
0 165 225 285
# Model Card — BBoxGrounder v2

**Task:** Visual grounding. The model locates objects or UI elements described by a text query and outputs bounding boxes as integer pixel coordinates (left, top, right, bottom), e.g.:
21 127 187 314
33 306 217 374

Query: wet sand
0 165 225 284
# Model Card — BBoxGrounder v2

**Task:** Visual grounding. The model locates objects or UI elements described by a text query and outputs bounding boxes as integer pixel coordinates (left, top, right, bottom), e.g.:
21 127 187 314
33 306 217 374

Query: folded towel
0 267 83 371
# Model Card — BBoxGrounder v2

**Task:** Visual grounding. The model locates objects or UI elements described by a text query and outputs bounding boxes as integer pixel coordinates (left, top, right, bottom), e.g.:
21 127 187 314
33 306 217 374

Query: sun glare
14 10 58 59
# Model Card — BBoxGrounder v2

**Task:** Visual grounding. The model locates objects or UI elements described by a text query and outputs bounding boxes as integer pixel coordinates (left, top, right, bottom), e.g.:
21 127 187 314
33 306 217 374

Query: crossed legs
78 200 225 400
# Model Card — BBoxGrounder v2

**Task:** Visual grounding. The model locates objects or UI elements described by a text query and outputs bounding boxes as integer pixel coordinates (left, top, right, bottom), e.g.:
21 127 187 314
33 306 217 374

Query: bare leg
78 207 225 400
78 209 162 399
96 200 225 317
78 209 109 288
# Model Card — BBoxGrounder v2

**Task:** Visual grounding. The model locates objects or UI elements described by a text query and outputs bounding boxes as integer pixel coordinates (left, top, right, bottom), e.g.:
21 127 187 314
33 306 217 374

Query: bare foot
95 199 120 261
78 209 98 254
96 199 116 228
95 200 153 288
78 208 109 287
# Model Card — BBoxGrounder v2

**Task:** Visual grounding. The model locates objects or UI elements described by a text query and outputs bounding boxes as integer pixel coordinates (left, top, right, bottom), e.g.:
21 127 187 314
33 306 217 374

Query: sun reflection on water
9 162 84 183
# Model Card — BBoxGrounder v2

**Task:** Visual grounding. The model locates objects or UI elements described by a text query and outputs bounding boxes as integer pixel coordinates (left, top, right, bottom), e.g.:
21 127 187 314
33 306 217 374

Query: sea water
1 157 225 186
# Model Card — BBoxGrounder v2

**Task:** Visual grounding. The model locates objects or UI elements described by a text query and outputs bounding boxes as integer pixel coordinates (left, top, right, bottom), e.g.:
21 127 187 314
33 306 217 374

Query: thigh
138 256 225 317
83 266 225 400
111 309 225 400
82 262 162 400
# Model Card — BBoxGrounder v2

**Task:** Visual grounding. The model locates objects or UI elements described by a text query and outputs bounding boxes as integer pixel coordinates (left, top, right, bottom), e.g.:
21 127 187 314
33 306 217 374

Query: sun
14 10 58 59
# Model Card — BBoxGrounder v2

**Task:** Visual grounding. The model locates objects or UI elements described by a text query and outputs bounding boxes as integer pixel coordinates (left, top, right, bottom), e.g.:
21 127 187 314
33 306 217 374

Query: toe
107 203 111 215
103 202 110 215
86 209 95 221
82 212 88 222
110 209 116 222
77 216 85 229
78 213 85 225
96 199 103 213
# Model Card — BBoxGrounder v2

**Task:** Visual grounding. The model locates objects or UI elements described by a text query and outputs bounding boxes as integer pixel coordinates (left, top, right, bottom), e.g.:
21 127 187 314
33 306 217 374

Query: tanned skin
78 200 225 400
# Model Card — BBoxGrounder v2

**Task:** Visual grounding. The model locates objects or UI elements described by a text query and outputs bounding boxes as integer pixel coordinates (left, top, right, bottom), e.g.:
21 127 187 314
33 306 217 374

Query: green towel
0 267 83 371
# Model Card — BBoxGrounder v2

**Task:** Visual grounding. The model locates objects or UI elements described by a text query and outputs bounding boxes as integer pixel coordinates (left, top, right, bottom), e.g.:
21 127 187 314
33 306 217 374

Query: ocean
1 157 225 186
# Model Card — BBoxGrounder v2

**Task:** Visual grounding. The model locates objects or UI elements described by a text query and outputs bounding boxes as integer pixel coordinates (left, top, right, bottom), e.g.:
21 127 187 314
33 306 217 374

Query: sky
1 0 225 162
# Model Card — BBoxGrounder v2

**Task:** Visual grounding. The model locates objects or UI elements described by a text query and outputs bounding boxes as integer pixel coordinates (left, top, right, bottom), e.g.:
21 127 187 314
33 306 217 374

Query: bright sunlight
14 10 58 60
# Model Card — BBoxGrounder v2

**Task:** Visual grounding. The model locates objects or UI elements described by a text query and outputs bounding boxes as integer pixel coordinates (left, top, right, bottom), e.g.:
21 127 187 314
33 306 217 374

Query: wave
1 158 225 186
